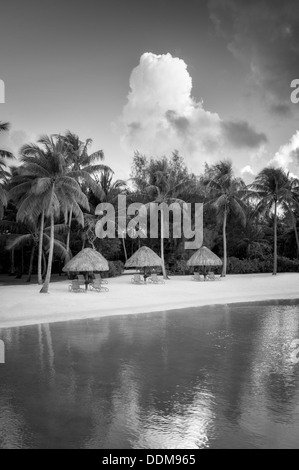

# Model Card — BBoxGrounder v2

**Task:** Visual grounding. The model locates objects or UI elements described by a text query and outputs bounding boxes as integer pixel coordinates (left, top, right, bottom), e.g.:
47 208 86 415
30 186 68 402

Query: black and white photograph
0 0 299 451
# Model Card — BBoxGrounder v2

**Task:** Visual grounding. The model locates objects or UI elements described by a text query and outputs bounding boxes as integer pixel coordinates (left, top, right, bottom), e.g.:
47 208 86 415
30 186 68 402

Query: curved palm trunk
40 212 54 293
42 251 47 278
66 206 73 254
221 208 227 277
160 207 167 280
121 236 128 262
273 200 277 275
38 210 45 284
27 246 35 283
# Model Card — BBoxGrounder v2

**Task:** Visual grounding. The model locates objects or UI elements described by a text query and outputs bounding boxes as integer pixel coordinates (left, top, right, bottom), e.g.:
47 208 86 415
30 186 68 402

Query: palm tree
59 131 109 254
9 163 48 284
4 220 68 282
95 168 128 260
280 173 299 257
16 135 89 292
249 167 296 275
143 158 188 280
204 160 247 277
0 122 13 219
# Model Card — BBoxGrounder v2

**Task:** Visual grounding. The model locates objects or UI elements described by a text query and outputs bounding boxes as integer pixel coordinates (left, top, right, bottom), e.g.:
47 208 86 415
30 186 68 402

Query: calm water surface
0 300 299 449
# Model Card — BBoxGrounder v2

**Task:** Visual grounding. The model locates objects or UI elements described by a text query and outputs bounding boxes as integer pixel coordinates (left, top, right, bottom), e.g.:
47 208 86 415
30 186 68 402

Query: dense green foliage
1 123 299 291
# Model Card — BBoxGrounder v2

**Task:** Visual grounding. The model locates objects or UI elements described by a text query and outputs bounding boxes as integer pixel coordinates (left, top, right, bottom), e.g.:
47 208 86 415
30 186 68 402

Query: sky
1 0 299 181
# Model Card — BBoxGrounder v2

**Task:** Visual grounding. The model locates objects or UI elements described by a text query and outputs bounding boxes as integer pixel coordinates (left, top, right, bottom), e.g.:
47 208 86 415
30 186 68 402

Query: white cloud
0 129 29 165
241 165 254 175
120 52 267 172
270 131 299 171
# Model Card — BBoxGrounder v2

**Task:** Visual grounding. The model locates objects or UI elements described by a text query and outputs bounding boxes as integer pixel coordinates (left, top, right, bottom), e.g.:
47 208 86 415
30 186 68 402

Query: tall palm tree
0 122 13 219
59 131 109 253
95 168 128 260
9 162 47 284
16 135 89 292
4 220 68 282
143 158 188 280
205 160 247 277
249 167 296 275
280 173 299 256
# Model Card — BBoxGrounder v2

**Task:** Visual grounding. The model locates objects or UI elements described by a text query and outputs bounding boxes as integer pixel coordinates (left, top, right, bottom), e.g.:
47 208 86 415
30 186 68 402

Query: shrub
169 259 189 275
105 260 124 278
227 256 299 274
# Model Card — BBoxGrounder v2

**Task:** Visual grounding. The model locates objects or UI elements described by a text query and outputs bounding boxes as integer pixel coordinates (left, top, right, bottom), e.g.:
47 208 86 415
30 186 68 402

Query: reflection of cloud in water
97 363 215 449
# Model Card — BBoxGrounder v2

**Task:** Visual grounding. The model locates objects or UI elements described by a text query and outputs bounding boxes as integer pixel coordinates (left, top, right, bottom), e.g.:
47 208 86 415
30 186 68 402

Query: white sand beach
0 272 298 329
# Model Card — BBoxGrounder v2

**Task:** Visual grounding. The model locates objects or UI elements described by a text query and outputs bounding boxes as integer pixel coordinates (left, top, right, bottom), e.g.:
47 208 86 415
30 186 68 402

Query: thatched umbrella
125 246 163 280
63 248 109 289
187 246 222 276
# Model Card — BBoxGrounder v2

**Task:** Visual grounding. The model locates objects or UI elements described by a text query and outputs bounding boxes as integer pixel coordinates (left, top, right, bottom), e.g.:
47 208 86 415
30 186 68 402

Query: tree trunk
42 251 47 278
10 248 15 275
66 206 73 254
38 210 45 284
160 207 167 279
273 200 277 275
221 208 227 277
121 236 128 262
27 246 35 283
291 211 299 258
40 212 55 293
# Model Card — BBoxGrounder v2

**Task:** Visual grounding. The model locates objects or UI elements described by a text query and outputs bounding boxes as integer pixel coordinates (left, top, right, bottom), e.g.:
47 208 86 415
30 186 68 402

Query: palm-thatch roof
187 246 223 267
63 248 109 272
125 246 163 268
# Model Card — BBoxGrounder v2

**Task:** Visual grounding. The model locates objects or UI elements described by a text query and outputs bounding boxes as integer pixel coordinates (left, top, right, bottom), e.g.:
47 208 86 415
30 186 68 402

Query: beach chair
148 273 165 284
94 273 108 284
192 272 203 281
89 279 109 292
69 279 86 293
77 274 86 287
206 271 221 281
131 274 144 284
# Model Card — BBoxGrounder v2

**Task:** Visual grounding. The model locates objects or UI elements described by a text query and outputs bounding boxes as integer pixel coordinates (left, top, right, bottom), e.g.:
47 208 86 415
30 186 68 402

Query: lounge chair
69 279 86 293
148 273 165 284
206 271 221 281
77 274 86 287
89 279 109 292
192 272 203 281
131 274 144 284
94 273 108 284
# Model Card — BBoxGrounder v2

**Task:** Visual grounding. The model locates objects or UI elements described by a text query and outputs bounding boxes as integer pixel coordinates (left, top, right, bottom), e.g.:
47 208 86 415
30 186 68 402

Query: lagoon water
0 301 299 449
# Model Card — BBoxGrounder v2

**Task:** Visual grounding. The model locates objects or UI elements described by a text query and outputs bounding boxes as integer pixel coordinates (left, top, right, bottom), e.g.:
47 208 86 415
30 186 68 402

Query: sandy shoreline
0 272 299 329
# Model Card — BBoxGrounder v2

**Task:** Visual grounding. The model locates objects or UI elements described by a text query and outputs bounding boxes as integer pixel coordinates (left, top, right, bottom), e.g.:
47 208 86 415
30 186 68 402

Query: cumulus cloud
270 131 299 174
121 52 267 169
208 0 299 114
240 164 256 183
241 165 254 176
